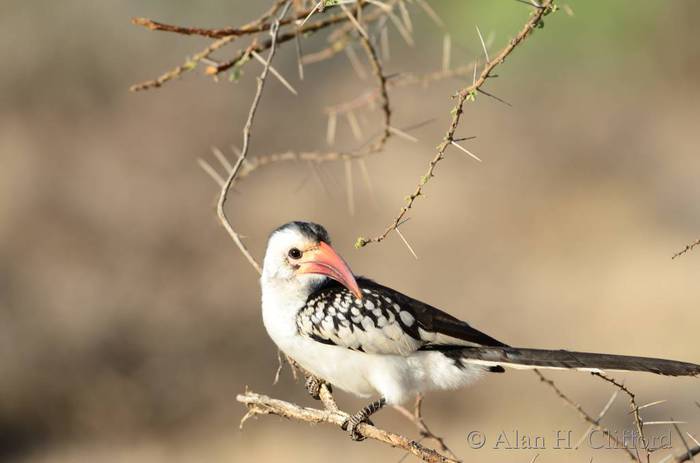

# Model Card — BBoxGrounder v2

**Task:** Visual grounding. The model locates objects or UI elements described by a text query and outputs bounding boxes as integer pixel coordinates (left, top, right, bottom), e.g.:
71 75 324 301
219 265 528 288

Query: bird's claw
304 375 331 400
341 414 374 441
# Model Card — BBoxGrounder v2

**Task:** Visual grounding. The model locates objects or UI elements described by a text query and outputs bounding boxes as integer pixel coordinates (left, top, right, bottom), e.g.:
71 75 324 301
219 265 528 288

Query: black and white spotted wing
296 278 507 356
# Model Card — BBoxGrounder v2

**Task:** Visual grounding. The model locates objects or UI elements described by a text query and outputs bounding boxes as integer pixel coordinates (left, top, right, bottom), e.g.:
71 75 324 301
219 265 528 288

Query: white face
261 222 363 302
262 227 325 288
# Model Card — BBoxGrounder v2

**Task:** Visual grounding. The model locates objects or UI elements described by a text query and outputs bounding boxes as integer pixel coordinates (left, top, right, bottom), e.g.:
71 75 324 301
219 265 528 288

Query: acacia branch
216 2 293 274
132 0 293 39
357 24 391 151
130 1 289 92
130 2 379 92
534 370 638 461
672 238 700 259
324 63 478 116
592 371 651 463
393 394 461 461
355 0 556 247
237 390 459 463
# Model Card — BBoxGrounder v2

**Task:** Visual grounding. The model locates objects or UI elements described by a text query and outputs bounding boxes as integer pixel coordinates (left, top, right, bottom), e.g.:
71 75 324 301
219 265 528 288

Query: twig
237 391 458 463
592 371 650 463
356 0 556 247
131 2 370 91
130 1 288 91
534 370 638 461
211 4 366 76
131 0 290 39
672 238 700 259
324 63 478 116
216 2 292 274
573 388 620 449
393 394 460 460
358 31 392 150
671 420 695 461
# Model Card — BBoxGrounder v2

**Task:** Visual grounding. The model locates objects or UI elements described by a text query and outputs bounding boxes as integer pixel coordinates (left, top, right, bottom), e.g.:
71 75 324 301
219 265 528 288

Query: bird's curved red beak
297 241 363 299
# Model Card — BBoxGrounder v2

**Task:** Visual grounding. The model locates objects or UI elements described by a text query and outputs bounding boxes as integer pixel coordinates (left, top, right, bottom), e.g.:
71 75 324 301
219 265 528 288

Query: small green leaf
183 59 197 71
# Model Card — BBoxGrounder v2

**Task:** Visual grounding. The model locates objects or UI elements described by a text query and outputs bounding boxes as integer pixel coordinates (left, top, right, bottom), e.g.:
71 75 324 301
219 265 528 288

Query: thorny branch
130 1 378 91
672 238 700 260
130 1 290 91
237 390 459 463
215 2 293 274
393 394 460 461
534 370 638 461
592 371 652 463
355 0 556 247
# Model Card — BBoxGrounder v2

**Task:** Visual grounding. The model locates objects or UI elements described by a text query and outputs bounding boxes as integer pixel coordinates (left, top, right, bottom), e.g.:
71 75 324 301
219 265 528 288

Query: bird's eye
288 248 303 259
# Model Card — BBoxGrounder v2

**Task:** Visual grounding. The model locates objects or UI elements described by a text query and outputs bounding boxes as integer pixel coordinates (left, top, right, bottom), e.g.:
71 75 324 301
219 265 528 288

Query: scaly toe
304 376 322 400
342 415 372 441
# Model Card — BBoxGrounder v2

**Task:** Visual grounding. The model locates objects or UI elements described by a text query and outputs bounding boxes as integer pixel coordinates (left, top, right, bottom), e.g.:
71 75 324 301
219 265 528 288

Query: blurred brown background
1 1 699 462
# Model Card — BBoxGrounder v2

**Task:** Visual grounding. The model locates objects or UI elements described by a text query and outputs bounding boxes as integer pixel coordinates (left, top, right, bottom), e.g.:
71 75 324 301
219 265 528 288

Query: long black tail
460 346 700 377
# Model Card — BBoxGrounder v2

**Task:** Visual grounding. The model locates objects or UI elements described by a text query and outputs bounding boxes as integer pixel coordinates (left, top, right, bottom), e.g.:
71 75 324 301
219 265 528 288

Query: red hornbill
260 221 699 440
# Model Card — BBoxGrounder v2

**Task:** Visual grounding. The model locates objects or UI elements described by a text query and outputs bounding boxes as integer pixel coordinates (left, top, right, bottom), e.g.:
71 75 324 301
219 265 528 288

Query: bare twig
324 63 478 116
358 31 392 150
356 0 556 247
130 1 288 91
216 2 293 274
534 370 638 461
672 238 700 259
573 388 620 449
671 420 695 461
131 0 290 39
393 394 460 460
592 371 650 462
131 2 370 91
237 391 459 463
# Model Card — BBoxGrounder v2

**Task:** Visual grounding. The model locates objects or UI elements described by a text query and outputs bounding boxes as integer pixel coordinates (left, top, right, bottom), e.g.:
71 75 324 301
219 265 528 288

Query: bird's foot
304 375 331 400
341 398 386 441
341 413 374 441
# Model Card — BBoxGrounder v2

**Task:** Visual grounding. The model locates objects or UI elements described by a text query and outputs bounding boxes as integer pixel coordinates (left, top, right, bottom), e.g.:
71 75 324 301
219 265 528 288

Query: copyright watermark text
466 429 671 451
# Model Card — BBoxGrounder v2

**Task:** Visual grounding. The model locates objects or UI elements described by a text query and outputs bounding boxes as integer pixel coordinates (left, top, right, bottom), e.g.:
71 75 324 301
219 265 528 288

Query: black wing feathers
298 277 506 355
357 278 508 348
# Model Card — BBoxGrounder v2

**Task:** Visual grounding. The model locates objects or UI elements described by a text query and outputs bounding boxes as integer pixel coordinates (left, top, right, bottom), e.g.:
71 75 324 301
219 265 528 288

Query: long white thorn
358 158 378 207
636 400 667 411
450 140 482 162
300 1 322 27
644 421 686 426
366 0 392 13
442 34 451 72
344 45 368 79
475 25 490 63
389 126 418 143
395 227 418 259
326 111 337 146
211 146 233 173
686 432 700 447
197 158 225 188
380 23 391 61
388 10 414 46
574 389 619 449
398 0 413 33
340 3 369 39
346 110 364 141
416 0 444 28
251 50 298 95
344 159 355 216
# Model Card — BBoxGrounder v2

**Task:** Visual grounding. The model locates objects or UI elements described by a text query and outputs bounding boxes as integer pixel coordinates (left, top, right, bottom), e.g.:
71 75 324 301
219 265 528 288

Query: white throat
260 271 325 344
